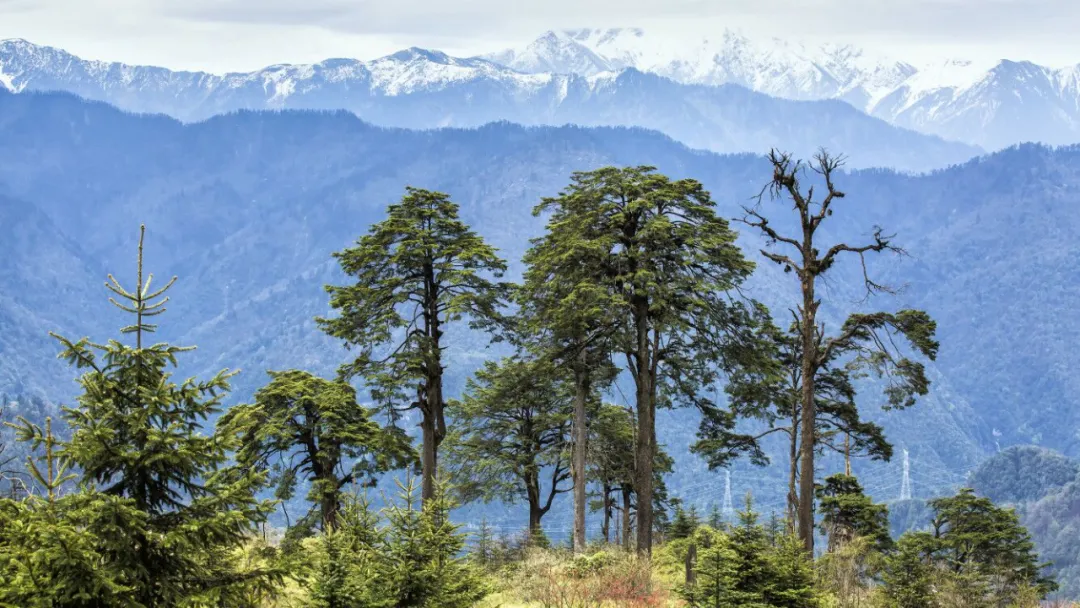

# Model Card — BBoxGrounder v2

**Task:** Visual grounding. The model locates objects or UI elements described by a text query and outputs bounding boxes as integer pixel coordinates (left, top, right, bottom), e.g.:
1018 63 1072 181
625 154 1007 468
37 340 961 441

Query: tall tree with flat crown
219 369 416 532
530 166 760 554
319 187 508 504
444 355 573 537
743 150 938 554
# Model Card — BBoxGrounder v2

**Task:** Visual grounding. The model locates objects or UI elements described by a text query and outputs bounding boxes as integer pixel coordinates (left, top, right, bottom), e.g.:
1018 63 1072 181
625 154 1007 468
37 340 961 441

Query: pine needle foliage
43 225 278 606
319 187 508 504
220 369 416 532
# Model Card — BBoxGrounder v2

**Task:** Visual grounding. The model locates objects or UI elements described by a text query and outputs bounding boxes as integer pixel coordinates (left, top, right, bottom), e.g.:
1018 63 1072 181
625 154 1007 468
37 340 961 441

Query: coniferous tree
532 166 763 554
520 183 620 554
588 403 637 545
444 355 573 536
816 473 893 552
681 526 742 608
881 488 1057 607
382 478 490 608
308 493 390 608
319 187 508 504
741 150 939 553
43 225 276 605
0 417 147 607
220 369 416 532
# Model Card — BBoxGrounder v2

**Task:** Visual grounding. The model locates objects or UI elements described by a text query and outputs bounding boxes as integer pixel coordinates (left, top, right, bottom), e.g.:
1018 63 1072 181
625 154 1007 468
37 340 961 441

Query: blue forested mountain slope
1 89 1079 539
0 39 981 172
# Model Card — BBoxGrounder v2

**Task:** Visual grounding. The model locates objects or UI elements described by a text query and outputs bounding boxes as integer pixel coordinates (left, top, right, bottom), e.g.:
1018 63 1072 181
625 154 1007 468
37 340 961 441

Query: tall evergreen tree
532 166 761 554
882 488 1057 607
44 225 276 605
219 369 416 532
520 182 620 553
741 150 939 553
319 187 508 503
443 355 573 536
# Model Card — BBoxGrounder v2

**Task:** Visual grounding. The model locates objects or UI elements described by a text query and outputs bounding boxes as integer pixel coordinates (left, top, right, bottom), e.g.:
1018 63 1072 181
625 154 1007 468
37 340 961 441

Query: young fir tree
219 369 416 532
309 492 391 608
531 166 763 554
45 225 277 605
319 187 508 504
381 478 490 607
0 417 148 607
741 150 939 553
816 473 893 553
670 502 701 540
443 355 572 537
681 526 742 608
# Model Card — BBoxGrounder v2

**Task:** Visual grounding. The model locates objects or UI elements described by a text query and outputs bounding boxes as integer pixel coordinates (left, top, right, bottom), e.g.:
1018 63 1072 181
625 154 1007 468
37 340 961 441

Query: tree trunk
633 299 655 555
526 470 544 540
797 267 818 554
421 259 446 505
622 485 633 551
572 352 589 553
788 414 799 535
602 484 613 544
420 412 438 503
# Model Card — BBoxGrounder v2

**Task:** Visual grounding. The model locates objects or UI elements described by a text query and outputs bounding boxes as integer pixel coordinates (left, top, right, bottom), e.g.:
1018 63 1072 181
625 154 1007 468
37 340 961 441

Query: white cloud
1 0 1078 72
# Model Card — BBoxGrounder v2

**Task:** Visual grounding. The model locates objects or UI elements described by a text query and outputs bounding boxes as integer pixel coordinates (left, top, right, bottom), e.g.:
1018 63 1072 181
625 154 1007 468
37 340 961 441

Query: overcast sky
1 0 1077 72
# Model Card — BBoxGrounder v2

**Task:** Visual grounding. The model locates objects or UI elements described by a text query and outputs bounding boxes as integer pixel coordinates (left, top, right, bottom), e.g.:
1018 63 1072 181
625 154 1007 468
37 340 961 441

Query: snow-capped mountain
0 37 978 171
487 29 1080 150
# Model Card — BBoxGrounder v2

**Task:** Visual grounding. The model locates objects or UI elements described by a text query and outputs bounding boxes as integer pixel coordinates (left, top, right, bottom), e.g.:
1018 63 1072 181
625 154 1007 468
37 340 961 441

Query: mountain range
2 29 1079 157
3 88 1080 521
0 37 980 172
490 29 1080 150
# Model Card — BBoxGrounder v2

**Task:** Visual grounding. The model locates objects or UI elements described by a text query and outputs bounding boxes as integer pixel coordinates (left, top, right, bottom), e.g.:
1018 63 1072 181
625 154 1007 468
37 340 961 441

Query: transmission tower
722 470 734 518
900 449 912 500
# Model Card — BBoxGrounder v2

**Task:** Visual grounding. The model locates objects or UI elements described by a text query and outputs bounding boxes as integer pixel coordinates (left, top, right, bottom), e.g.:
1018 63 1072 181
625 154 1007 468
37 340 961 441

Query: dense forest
0 139 1066 607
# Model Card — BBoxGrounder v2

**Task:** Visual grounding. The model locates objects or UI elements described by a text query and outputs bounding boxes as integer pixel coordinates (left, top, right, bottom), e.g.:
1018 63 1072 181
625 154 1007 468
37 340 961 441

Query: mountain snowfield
1 28 1079 153
489 28 1080 150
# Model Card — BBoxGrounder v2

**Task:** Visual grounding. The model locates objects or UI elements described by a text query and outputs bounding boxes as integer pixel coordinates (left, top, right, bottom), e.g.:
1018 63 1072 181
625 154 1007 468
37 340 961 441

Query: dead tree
742 149 939 554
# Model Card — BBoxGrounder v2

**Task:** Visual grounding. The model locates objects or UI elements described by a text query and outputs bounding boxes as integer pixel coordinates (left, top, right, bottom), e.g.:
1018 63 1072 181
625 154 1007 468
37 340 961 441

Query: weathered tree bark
420 259 446 505
633 299 656 555
798 263 818 554
622 485 633 551
601 484 613 543
788 409 800 535
572 350 589 553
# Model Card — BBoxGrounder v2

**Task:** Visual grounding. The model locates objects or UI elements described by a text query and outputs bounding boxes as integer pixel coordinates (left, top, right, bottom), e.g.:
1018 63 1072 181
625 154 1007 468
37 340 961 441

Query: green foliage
444 355 572 532
308 493 391 608
528 164 762 551
680 508 819 608
816 474 893 552
220 369 416 532
380 478 491 608
37 226 277 605
319 186 509 501
881 488 1057 607
670 503 701 540
0 417 147 607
